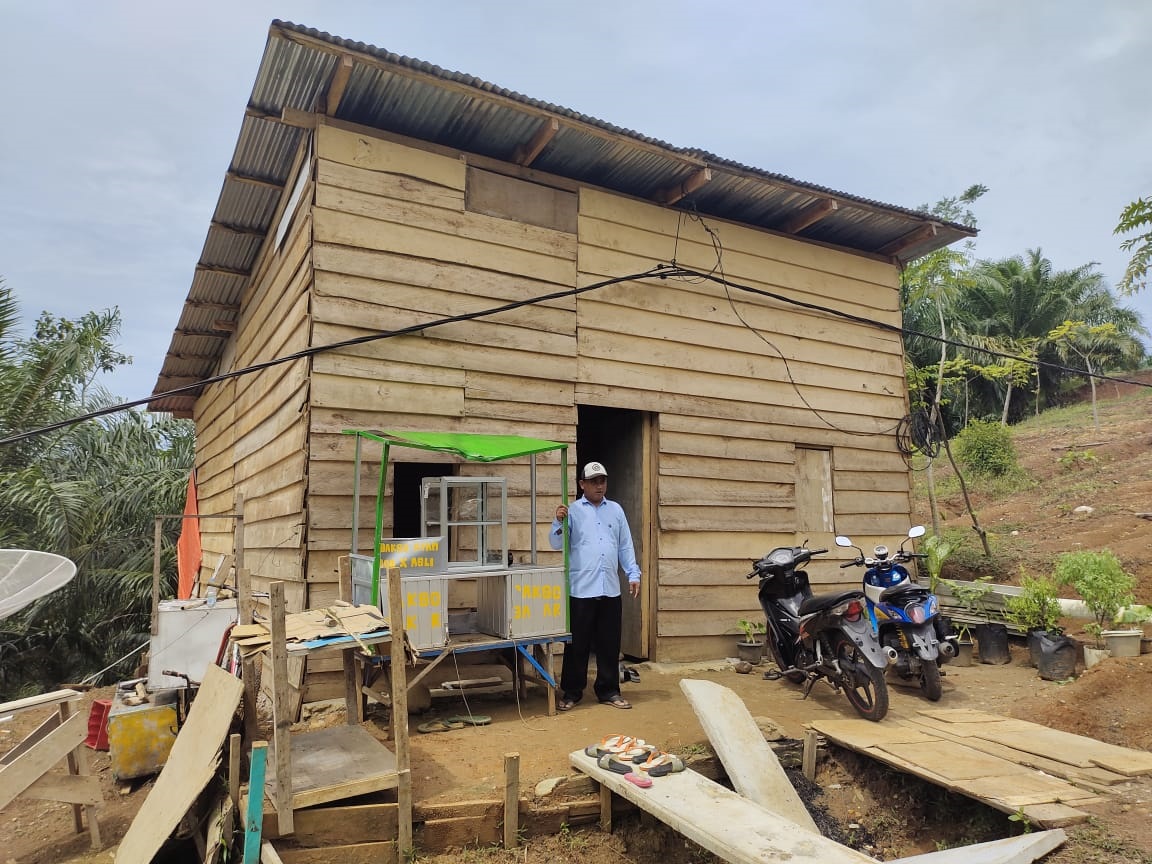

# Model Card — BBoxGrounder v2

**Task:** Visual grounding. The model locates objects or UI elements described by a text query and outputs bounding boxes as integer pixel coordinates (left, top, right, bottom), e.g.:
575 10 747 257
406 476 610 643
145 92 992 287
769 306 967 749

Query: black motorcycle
749 544 890 721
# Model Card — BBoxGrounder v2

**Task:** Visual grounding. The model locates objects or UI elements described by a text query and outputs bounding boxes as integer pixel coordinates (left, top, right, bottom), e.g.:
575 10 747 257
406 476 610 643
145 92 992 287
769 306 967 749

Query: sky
2 1 1150 404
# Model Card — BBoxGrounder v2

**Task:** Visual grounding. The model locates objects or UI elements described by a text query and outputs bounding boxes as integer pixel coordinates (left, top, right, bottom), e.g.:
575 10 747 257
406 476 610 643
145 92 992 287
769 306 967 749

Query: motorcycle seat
878 584 930 604
798 589 864 616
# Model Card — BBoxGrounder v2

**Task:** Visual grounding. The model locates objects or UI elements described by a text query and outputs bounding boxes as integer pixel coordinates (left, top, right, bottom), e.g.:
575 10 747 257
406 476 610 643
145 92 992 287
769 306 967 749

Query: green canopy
343 430 566 462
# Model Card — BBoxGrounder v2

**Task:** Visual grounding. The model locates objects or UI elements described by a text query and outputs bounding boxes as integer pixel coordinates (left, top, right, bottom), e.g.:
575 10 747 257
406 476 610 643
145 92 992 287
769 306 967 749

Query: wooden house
150 21 974 673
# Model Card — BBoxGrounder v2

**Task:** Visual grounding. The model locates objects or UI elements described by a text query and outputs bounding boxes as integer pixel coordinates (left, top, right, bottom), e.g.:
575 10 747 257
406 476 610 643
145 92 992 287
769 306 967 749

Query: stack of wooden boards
810 707 1152 828
569 682 1071 864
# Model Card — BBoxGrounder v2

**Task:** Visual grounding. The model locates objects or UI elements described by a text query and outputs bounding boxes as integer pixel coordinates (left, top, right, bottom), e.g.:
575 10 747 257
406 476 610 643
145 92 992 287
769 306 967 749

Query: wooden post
243 741 268 864
387 568 412 860
269 582 293 836
503 752 520 849
235 494 248 623
599 782 613 832
803 729 819 782
228 733 242 808
151 517 163 636
59 701 100 848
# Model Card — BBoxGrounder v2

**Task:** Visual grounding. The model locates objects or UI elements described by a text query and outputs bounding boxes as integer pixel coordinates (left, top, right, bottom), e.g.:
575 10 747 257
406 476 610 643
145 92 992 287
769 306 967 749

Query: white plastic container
148 598 237 689
1102 629 1142 658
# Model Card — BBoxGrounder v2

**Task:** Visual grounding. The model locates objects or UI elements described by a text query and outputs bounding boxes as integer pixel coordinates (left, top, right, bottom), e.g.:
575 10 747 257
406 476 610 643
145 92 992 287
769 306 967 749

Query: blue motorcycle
835 526 957 701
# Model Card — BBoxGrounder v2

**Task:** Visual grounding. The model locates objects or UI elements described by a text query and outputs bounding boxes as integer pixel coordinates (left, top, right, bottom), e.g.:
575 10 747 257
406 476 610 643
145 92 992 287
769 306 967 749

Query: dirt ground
5 645 1152 864
5 380 1152 864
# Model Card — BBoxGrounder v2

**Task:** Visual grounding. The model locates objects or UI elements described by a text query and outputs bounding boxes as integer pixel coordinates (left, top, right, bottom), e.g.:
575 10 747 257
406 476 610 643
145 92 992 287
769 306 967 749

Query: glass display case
420 476 508 571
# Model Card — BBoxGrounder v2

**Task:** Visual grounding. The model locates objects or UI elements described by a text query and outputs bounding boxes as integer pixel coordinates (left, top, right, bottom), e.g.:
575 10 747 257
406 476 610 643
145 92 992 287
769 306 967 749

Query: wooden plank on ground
896 717 1127 788
679 678 818 832
972 726 1152 776
1019 803 1090 829
876 741 1031 782
568 749 877 864
114 665 244 864
890 828 1066 864
810 719 937 749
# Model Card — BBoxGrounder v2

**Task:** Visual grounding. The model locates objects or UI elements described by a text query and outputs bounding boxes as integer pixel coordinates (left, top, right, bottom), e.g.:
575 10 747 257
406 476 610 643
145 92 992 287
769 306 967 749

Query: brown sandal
599 695 632 709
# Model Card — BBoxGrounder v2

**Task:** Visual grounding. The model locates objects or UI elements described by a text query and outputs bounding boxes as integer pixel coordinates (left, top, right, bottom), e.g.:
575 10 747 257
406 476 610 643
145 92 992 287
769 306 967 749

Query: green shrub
1005 572 1062 633
953 420 1018 476
1053 549 1135 643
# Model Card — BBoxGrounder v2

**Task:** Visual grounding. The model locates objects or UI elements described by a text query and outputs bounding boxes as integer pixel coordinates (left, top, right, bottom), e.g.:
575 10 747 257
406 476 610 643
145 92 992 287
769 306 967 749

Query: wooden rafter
281 107 318 129
228 172 284 191
781 198 838 234
196 263 250 278
210 221 265 237
879 222 940 257
514 118 559 166
322 55 354 115
174 328 231 338
170 352 220 362
211 319 238 333
185 300 241 313
655 167 712 205
157 374 203 383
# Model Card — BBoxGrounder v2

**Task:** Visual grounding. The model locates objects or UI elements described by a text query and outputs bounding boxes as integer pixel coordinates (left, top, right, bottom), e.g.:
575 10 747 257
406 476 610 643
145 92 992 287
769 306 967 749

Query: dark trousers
561 595 622 703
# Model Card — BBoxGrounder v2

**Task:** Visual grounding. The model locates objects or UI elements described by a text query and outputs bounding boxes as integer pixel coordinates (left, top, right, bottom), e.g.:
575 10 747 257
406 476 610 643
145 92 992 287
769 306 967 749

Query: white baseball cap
582 461 608 479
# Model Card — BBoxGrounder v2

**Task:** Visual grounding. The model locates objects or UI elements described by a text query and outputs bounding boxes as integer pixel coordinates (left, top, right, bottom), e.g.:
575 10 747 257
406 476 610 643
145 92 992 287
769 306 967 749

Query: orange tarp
176 472 201 599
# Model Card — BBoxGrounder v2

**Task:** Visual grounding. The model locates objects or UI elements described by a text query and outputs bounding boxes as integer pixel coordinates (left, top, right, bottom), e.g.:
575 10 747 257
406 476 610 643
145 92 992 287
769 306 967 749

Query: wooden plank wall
307 125 579 635
194 143 315 613
227 120 915 666
575 188 912 661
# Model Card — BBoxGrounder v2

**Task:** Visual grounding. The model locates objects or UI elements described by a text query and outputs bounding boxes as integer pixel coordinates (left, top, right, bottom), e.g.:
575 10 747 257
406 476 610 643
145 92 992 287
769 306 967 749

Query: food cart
343 430 572 712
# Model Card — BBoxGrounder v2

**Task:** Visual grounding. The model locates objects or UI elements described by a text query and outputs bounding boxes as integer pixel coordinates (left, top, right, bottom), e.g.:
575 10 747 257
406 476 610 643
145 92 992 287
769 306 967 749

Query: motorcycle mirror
834 536 853 548
907 525 926 539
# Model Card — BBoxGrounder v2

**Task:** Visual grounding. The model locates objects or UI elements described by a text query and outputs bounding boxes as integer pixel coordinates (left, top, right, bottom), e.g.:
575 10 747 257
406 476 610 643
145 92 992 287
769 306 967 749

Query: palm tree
952 250 1145 422
0 283 194 697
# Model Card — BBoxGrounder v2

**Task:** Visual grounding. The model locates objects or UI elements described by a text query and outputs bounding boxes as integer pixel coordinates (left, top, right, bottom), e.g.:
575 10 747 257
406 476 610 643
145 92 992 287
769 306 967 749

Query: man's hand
629 580 641 598
555 504 568 520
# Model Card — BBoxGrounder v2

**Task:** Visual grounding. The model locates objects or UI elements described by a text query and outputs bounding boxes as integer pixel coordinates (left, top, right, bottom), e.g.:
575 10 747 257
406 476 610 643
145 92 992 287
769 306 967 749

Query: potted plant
736 618 766 665
1055 549 1137 667
1005 572 1063 666
946 577 1009 664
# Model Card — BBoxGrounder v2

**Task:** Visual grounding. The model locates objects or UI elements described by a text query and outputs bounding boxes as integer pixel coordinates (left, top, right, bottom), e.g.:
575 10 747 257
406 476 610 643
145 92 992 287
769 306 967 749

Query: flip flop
584 734 634 758
557 698 578 712
598 754 636 775
625 772 653 788
634 751 685 777
417 719 466 734
445 714 492 726
599 695 632 710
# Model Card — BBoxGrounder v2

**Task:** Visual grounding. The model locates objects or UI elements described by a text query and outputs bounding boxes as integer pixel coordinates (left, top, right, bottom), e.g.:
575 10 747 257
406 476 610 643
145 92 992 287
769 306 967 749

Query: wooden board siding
191 140 315 605
307 125 578 584
576 187 911 660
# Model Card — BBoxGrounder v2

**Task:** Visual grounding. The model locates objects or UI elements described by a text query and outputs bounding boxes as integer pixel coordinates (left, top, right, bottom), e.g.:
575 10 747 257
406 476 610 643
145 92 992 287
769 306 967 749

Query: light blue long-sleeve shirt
549 496 641 599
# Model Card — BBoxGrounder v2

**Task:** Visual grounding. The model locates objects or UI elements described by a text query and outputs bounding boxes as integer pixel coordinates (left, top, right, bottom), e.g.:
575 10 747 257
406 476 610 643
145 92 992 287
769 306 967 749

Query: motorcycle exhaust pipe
883 646 899 664
939 640 957 658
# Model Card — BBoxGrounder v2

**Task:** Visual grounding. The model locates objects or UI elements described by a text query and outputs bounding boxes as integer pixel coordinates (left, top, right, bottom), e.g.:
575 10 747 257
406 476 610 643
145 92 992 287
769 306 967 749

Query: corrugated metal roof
150 20 975 414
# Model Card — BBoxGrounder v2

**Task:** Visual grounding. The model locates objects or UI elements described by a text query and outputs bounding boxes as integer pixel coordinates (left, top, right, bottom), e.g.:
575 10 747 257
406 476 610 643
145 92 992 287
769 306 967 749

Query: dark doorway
576 406 653 659
392 462 452 538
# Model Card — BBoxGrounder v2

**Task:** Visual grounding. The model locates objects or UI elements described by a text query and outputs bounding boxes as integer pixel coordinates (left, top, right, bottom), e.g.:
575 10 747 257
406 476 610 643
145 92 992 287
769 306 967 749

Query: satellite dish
0 549 78 621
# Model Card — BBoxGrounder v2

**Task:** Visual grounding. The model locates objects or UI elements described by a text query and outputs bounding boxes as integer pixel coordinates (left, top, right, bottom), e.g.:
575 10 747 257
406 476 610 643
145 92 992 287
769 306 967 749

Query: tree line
0 284 193 699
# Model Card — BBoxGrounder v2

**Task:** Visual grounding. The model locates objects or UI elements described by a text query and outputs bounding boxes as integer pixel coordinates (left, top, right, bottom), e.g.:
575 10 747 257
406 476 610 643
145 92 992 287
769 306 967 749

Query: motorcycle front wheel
920 660 943 701
835 638 889 721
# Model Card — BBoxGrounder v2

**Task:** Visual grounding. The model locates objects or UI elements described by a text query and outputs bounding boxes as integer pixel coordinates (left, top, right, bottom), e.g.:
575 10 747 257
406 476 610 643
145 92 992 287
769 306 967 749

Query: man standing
549 461 641 711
